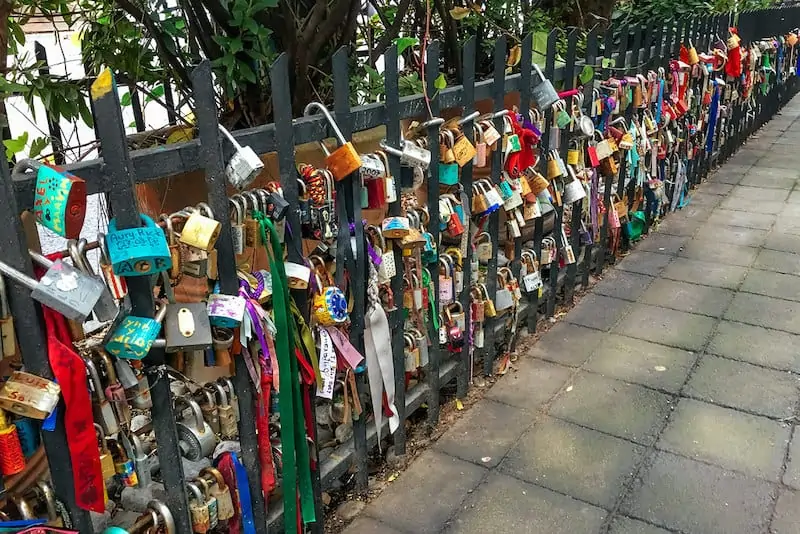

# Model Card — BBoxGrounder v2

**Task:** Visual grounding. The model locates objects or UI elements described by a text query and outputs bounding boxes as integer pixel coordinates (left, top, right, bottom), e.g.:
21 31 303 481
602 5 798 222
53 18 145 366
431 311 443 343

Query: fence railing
1 6 799 533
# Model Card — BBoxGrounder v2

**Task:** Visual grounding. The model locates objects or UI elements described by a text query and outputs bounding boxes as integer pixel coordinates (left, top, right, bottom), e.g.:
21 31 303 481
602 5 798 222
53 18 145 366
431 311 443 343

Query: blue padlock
438 162 459 185
106 214 172 277
14 417 40 458
106 305 167 360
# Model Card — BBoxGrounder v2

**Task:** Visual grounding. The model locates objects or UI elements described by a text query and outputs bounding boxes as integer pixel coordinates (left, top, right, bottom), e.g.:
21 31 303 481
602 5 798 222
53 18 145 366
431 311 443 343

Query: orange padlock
304 102 362 181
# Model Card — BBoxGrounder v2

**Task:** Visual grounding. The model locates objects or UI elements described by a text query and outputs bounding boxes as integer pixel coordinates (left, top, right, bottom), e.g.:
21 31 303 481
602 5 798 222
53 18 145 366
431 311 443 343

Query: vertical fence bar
510 33 528 349
424 40 442 421
34 42 65 165
269 54 323 532
484 36 505 375
164 81 178 125
383 45 408 452
331 48 369 491
595 29 614 274
563 29 580 305
630 26 643 74
458 36 477 396
581 27 599 290
0 161 93 532
614 25 630 255
90 70 193 533
191 61 270 532
641 23 654 69
544 29 559 318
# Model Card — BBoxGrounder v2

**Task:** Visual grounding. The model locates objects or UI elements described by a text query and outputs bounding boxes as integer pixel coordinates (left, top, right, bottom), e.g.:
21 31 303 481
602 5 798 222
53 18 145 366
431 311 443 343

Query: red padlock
447 212 465 237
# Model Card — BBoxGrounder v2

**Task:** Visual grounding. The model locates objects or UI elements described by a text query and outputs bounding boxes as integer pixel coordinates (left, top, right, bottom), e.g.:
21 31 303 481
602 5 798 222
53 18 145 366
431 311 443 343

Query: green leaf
532 31 548 66
121 92 132 106
175 18 185 29
29 136 48 159
229 37 243 54
394 37 418 55
579 65 594 84
150 84 165 98
97 15 109 25
434 73 447 90
244 18 259 35
10 22 25 46
4 132 29 160
601 58 614 69
78 100 94 128
238 61 257 83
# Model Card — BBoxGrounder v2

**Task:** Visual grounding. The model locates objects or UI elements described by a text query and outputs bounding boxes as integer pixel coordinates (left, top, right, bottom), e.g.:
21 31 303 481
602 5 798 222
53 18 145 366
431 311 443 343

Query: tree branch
199 0 235 35
370 0 413 63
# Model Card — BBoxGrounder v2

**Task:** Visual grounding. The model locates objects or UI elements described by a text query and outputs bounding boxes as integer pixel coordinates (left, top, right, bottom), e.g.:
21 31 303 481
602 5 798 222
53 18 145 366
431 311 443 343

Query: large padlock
175 396 217 461
305 102 362 180
475 232 493 262
105 302 168 360
531 64 560 110
98 233 127 300
69 239 119 323
0 276 17 359
200 467 235 521
438 255 454 306
218 124 264 190
106 214 172 277
16 159 87 239
187 482 211 533
85 356 119 436
179 203 221 253
563 166 587 205
161 273 212 353
17 252 105 322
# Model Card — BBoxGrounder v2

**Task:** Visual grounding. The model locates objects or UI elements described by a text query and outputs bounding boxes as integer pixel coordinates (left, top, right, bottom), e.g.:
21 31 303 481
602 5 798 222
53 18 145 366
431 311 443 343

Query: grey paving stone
782 427 800 490
754 248 800 275
592 270 654 301
742 269 800 302
739 173 798 190
616 251 674 276
674 202 711 221
725 292 800 335
434 399 532 468
688 192 725 208
700 182 735 196
755 156 800 171
622 451 774 534
634 233 689 255
695 224 768 247
772 489 800 534
707 171 744 185
638 278 734 317
584 334 697 394
365 450 486 533
660 258 748 289
500 417 645 508
684 355 799 419
344 517 404 534
779 203 800 218
763 142 797 155
446 472 606 534
730 185 790 201
719 197 786 214
716 159 756 173
707 208 776 230
787 190 800 203
657 398 790 480
679 239 758 267
765 232 800 254
609 516 672 534
773 215 800 236
549 372 673 445
487 358 572 410
612 303 717 351
746 165 800 179
566 294 632 331
708 320 800 372
656 216 704 236
527 322 606 367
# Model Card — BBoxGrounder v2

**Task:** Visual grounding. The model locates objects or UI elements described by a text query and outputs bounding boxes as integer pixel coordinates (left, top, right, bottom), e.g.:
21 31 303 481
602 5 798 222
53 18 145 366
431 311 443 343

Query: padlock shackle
457 111 480 125
12 158 41 175
209 382 228 406
0 259 39 292
0 274 9 317
84 357 109 403
36 480 58 522
148 499 175 534
378 140 404 158
303 102 348 147
217 124 244 151
95 422 110 453
200 466 228 491
186 481 204 504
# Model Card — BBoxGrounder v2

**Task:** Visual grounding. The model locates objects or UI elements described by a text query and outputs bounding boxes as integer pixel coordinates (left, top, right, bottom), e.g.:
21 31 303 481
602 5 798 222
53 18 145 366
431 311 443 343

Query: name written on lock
108 227 172 275
33 167 73 236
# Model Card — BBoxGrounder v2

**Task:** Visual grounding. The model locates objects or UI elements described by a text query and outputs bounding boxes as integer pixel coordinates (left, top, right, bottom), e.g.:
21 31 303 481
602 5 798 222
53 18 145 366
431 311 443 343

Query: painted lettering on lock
33 166 72 235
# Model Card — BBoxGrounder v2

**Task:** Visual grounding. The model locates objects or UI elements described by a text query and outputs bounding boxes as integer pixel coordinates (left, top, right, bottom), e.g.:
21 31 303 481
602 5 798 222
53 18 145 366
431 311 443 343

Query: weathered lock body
195 477 219 529
98 233 127 299
403 334 419 372
85 357 119 436
229 197 246 255
196 389 220 435
0 276 17 359
176 397 217 461
70 239 119 322
106 305 167 360
305 102 362 180
211 382 237 439
111 439 139 488
207 293 246 328
0 371 61 419
18 159 87 239
531 64 560 110
187 482 210 533
200 467 235 521
219 377 239 422
22 252 106 322
180 204 222 253
95 423 116 481
164 303 213 353
106 215 172 277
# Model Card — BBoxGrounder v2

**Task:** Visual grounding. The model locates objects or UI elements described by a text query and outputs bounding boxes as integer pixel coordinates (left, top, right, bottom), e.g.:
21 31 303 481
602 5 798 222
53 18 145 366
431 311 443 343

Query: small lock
111 439 139 488
218 124 264 189
211 382 238 439
452 129 477 166
200 467 235 521
17 159 87 239
69 238 119 323
105 302 168 360
106 214 172 277
95 423 116 481
98 233 128 300
207 293 246 328
180 204 222 253
403 334 420 372
188 482 211 533
305 102 362 180
479 120 502 147
84 356 119 436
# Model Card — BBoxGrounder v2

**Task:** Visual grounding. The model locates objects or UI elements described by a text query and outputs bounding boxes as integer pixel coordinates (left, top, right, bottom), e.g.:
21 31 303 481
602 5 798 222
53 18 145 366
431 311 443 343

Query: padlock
106 214 172 277
200 467 235 521
187 482 211 533
196 388 220 435
453 128 477 167
501 175 523 212
179 204 221 253
98 233 128 300
547 150 563 180
531 63 560 110
95 423 115 481
164 300 213 354
439 255 454 306
111 438 139 488
211 382 237 439
158 214 183 283
502 115 521 153
563 166 587 204
97 351 131 427
507 218 521 238
10 252 104 322
527 168 549 196
69 239 119 323
17 159 87 239
478 283 496 318
207 293 246 328
0 371 60 419
379 139 432 170
495 272 514 312
216 125 264 189
482 179 504 212
474 322 485 348
194 477 219 529
175 396 217 461
554 100 572 128
471 181 490 214
361 154 387 209
105 302 168 360
264 183 291 221
403 334 419 372
374 151 397 203
0 276 17 359
144 500 176 534
128 433 152 489
211 327 234 367
305 102 362 180
0 408 24 476
473 125 487 167
219 376 239 422
85 356 119 436
475 232 493 262
438 131 460 185
470 286 485 323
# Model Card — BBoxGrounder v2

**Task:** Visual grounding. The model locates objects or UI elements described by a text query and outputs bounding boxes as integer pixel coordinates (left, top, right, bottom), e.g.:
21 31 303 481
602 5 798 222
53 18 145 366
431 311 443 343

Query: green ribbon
422 268 439 330
254 211 316 530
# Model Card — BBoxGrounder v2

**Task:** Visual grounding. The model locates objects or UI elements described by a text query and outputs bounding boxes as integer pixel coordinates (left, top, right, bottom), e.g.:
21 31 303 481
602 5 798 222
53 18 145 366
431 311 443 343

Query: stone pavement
344 98 800 534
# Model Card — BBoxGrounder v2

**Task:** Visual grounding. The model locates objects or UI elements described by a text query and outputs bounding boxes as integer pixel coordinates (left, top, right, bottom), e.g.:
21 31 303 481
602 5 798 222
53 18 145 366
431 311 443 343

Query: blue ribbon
705 81 721 153
655 80 664 124
231 452 256 534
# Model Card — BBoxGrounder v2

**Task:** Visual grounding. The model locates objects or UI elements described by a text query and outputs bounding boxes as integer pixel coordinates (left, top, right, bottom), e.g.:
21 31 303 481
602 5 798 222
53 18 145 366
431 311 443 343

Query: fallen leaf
166 127 194 144
654 365 667 372
481 456 492 463
456 399 464 411
388 472 399 482
566 385 573 392
449 6 472 20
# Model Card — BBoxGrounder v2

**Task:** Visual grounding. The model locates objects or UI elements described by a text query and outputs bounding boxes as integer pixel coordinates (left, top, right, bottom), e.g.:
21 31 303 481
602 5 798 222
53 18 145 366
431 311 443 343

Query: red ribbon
216 453 242 534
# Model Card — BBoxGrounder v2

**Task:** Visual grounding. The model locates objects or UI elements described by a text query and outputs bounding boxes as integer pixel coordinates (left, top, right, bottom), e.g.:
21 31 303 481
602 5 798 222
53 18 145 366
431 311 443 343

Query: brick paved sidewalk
344 98 800 534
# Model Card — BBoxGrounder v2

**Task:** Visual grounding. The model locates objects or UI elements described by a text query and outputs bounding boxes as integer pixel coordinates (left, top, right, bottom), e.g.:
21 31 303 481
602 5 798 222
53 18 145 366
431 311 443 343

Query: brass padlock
179 203 221 252
200 467 235 521
195 477 219 530
196 388 220 435
439 130 456 164
188 482 211 533
211 382 237 439
0 276 17 359
229 197 245 255
85 357 119 436
304 102 361 180
160 213 183 281
480 283 497 318
219 377 239 422
0 371 61 419
95 423 116 481
403 334 420 372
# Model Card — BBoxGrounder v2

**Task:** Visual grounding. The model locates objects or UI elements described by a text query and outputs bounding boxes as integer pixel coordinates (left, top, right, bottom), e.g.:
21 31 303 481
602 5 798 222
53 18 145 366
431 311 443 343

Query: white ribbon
317 328 337 400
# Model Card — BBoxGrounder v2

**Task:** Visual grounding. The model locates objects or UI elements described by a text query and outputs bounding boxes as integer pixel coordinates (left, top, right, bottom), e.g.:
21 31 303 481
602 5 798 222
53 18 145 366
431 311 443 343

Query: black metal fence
1 6 799 533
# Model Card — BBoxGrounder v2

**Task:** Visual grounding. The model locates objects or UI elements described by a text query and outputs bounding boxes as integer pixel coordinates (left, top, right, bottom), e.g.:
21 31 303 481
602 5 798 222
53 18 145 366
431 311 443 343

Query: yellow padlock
304 102 362 181
179 203 221 252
